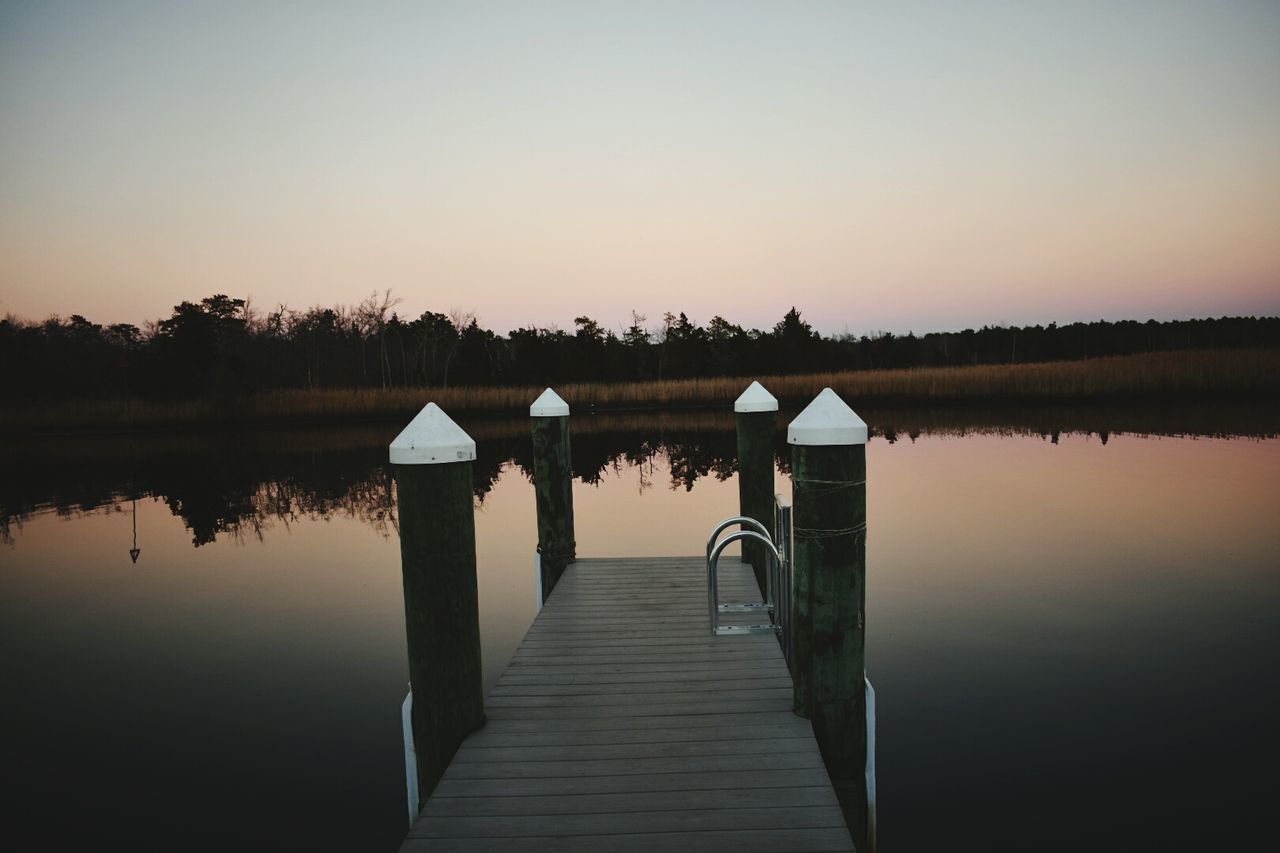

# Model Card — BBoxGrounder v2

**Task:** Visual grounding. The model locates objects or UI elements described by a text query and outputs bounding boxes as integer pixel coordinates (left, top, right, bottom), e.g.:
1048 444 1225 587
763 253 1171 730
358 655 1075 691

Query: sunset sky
2 0 1278 336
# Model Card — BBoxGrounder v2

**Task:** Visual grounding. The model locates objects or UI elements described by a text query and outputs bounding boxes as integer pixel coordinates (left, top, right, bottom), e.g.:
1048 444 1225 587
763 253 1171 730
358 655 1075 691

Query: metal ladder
705 495 794 664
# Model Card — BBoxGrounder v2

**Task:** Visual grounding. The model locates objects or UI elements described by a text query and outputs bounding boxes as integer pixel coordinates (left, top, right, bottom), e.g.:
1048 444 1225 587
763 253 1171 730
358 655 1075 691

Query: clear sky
2 0 1278 336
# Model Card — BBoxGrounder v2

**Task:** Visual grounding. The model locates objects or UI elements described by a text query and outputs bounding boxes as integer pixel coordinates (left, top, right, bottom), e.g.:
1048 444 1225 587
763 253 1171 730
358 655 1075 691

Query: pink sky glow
2 2 1277 336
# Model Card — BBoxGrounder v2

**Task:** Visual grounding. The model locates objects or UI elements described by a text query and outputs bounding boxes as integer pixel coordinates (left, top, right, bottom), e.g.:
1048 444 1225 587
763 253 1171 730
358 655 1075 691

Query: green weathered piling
788 388 871 851
735 381 778 596
530 388 576 600
390 403 485 809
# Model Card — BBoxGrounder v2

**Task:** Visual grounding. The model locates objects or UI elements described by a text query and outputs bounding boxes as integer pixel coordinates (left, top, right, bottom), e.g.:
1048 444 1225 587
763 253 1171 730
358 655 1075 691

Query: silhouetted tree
4 294 1277 405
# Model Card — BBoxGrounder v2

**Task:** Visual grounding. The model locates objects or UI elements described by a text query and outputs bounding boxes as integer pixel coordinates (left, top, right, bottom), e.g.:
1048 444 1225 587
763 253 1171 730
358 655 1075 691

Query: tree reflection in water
3 399 1277 546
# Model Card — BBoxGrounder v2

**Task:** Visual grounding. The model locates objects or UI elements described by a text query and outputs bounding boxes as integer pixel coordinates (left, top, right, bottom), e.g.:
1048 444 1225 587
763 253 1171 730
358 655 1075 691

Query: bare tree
656 311 678 380
441 307 476 389
352 289 402 388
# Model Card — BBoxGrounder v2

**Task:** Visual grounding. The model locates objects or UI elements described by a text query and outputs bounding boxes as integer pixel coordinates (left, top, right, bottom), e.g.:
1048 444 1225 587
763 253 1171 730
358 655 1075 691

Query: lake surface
2 405 1278 851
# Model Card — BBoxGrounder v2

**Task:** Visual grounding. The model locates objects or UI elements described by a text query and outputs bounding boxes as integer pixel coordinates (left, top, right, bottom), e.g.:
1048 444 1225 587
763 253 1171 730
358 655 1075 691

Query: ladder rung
718 602 771 613
714 624 779 636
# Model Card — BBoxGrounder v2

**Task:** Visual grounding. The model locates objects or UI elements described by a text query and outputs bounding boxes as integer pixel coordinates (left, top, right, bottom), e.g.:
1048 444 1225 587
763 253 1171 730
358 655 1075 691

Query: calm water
2 408 1278 851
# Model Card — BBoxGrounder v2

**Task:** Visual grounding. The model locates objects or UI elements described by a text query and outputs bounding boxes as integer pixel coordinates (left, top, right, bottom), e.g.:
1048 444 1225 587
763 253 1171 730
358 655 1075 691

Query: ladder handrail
705 515 772 562
706 516 775 617
707 529 782 636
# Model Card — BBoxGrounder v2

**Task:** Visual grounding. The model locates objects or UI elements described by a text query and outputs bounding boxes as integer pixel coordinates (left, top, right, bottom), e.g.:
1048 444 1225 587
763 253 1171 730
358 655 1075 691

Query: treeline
3 292 1277 402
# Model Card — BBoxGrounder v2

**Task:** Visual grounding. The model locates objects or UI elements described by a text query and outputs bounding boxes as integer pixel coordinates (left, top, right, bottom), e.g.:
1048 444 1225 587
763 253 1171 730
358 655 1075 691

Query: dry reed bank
5 348 1277 434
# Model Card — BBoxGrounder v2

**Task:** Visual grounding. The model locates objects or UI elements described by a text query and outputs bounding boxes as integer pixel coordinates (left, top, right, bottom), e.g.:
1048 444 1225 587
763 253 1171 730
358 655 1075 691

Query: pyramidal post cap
529 387 570 417
389 402 477 464
787 388 868 446
734 380 779 413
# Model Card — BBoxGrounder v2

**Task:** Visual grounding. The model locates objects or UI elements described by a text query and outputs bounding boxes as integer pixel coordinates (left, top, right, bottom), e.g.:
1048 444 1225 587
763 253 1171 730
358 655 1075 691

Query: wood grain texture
399 556 853 852
791 443 870 850
395 460 485 810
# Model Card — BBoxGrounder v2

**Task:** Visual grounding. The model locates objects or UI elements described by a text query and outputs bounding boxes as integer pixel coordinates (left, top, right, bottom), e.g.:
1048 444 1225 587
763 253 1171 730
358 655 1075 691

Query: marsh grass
5 348 1277 433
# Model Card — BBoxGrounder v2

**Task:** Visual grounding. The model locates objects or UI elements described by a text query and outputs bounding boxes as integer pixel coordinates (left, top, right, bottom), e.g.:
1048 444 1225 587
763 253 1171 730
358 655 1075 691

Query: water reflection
5 400 1277 543
0 427 398 546
2 405 1279 851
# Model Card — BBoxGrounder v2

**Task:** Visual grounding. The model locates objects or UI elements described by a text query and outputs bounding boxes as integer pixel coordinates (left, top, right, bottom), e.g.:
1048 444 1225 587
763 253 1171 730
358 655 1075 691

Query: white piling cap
389 402 477 464
787 388 868 446
529 387 570 417
734 380 778 413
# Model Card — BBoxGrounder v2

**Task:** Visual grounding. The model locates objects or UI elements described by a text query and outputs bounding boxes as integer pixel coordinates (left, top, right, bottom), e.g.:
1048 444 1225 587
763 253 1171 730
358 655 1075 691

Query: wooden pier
391 385 871 851
399 555 854 852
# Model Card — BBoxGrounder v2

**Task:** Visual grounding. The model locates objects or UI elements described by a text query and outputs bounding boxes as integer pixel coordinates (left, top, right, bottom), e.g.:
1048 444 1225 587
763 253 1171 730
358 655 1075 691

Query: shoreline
4 348 1277 437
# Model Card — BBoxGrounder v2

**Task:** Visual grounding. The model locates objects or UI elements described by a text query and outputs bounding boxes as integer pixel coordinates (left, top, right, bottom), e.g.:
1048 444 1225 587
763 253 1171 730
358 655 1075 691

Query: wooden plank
399 829 849 850
483 687 792 708
496 667 791 682
550 579 759 590
432 767 841 798
506 640 768 653
409 805 846 838
525 613 724 622
525 615 766 629
510 648 777 662
400 827 854 853
515 635 777 650
486 671 788 691
453 736 820 764
493 676 791 690
498 661 790 677
523 616 736 627
419 785 840 816
516 635 758 648
460 723 813 750
481 696 793 712
496 671 789 686
509 653 777 667
458 710 805 734
441 751 825 780
550 577 757 587
512 639 774 652
507 654 781 668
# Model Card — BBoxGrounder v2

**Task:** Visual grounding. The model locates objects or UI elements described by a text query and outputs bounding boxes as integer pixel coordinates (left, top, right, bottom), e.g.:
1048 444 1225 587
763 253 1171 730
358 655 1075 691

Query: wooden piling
735 381 778 595
390 403 485 810
788 388 871 850
530 388 576 600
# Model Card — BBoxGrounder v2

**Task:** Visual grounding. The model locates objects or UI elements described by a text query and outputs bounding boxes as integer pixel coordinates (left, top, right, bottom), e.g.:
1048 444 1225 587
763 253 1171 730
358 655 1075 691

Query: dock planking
400 556 854 852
